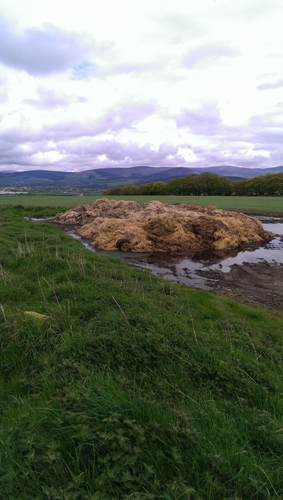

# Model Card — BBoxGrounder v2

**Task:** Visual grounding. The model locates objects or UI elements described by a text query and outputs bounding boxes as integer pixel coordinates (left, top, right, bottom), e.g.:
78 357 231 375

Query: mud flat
198 260 283 310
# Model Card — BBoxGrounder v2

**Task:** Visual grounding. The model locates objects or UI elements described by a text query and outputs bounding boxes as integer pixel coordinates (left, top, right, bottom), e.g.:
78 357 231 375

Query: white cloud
0 0 283 171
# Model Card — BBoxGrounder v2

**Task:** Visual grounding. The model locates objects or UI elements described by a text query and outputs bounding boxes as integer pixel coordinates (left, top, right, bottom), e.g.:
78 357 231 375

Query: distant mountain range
1 165 283 192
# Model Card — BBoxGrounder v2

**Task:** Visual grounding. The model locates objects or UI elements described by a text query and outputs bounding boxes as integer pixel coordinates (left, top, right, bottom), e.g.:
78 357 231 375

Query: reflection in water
106 220 283 290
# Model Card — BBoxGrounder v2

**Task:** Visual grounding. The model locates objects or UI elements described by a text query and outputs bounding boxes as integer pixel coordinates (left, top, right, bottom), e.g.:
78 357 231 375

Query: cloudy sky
0 0 282 172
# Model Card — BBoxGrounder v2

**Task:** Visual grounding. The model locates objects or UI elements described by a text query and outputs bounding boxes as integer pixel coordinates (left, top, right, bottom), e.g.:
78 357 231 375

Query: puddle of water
210 237 283 272
263 222 283 234
68 230 96 252
1 190 27 195
25 216 55 222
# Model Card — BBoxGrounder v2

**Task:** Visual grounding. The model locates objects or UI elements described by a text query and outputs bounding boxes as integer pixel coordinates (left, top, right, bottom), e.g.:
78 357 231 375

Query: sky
0 0 282 172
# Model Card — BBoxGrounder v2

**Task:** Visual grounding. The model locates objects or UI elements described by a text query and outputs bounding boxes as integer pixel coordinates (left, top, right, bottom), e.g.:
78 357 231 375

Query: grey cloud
40 100 157 141
248 109 283 129
0 129 185 170
175 103 222 135
90 141 180 164
0 76 8 102
63 140 186 170
223 111 283 158
183 42 240 68
1 102 281 171
0 130 278 171
0 18 93 75
257 78 283 90
24 89 68 108
0 92 7 104
176 104 283 161
97 101 157 133
178 104 283 169
0 137 44 167
0 84 7 104
0 100 158 169
249 129 283 153
191 147 270 169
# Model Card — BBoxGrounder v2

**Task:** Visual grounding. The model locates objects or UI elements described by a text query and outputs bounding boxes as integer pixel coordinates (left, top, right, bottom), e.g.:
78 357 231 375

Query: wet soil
195 219 283 310
124 246 283 312
196 261 283 311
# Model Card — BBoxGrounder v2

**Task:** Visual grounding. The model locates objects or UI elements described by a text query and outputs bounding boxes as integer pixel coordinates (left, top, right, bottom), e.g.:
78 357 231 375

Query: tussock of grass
1 206 283 499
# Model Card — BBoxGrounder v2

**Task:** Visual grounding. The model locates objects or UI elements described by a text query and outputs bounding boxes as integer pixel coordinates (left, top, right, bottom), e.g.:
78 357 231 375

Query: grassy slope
0 195 283 215
1 206 283 499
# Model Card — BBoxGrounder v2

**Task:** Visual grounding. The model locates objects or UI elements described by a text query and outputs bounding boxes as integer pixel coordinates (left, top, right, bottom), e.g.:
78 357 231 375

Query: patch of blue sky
72 61 96 80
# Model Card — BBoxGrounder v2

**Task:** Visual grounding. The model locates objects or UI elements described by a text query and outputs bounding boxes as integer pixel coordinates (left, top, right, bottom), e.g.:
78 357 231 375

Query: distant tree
166 177 184 195
120 185 139 195
233 180 248 195
136 181 167 195
102 172 283 197
102 187 123 195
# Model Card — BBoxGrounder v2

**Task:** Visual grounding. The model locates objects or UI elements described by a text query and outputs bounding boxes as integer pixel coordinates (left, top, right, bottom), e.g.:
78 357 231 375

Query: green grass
1 205 283 499
0 194 282 215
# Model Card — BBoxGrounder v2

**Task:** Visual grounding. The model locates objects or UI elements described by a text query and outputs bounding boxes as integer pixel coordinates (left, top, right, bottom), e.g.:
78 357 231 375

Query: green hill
1 165 283 192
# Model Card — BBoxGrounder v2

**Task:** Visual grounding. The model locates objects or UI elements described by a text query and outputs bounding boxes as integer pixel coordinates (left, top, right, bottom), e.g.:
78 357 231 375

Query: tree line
103 172 283 196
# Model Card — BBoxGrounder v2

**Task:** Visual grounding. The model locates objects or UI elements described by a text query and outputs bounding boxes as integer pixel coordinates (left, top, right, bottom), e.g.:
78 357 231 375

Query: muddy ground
54 217 283 312
196 261 283 311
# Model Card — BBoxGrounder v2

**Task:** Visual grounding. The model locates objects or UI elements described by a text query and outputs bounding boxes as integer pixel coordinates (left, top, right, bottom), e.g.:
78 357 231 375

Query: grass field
0 194 283 215
1 205 283 498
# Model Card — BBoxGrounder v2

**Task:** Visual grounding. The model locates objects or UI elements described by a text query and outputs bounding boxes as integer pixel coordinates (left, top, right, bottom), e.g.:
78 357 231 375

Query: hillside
1 165 283 191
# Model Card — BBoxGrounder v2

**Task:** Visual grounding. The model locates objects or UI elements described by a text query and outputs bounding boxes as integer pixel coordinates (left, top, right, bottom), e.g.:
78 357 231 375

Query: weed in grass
0 303 7 322
0 264 10 284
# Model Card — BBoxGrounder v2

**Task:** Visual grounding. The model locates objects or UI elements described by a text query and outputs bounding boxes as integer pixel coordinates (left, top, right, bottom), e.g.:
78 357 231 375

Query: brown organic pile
56 199 274 253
